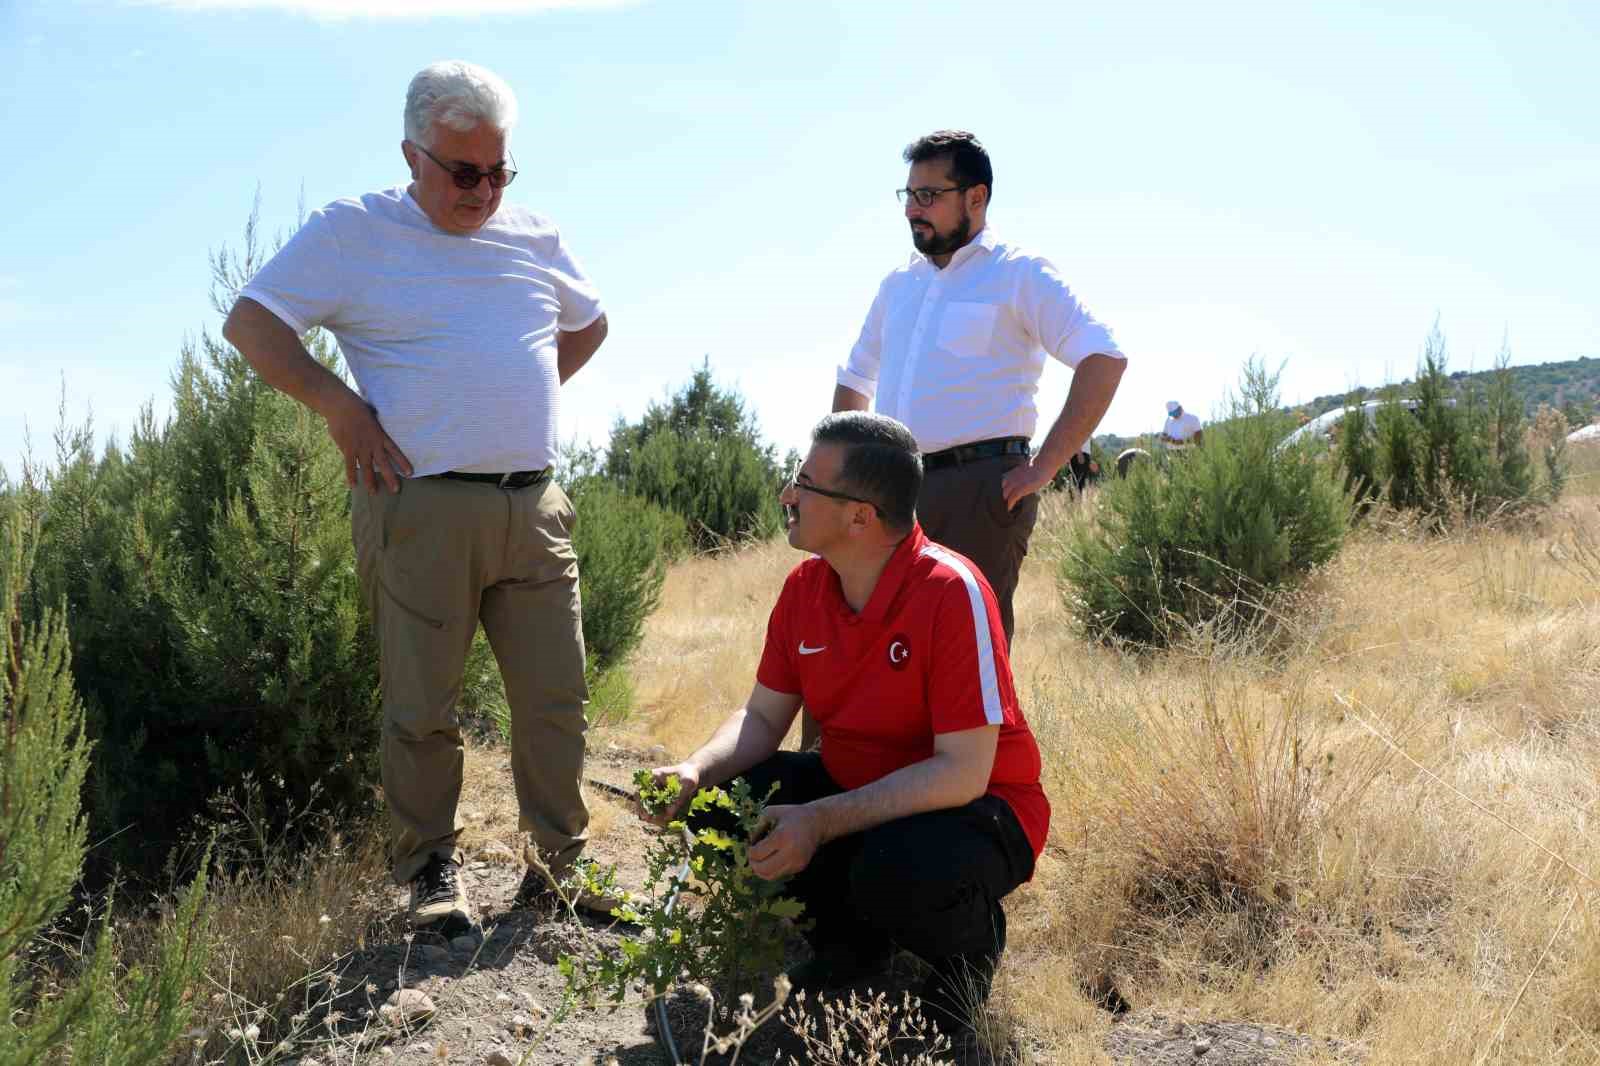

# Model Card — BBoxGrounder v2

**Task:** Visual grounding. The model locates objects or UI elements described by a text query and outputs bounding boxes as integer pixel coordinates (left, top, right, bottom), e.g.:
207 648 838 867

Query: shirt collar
854 524 928 624
912 225 999 272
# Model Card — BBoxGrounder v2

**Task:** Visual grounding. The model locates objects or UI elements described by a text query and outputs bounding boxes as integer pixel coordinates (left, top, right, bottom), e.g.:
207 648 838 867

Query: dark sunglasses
411 141 518 190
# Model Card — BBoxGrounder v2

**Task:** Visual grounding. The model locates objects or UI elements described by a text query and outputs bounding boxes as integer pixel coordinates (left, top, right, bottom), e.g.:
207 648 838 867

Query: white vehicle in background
1278 398 1453 452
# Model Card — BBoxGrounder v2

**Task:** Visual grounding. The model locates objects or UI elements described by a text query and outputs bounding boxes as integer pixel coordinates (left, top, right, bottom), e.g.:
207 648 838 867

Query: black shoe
785 941 894 995
409 854 474 937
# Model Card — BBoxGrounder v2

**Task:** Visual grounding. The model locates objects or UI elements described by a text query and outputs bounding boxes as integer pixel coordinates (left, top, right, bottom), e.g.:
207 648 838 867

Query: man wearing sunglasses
832 131 1127 646
644 412 1047 1039
222 60 614 938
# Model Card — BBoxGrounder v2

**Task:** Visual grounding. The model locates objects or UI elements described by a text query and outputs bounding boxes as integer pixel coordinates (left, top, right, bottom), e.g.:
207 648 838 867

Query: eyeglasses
895 185 970 207
411 141 518 190
787 463 885 518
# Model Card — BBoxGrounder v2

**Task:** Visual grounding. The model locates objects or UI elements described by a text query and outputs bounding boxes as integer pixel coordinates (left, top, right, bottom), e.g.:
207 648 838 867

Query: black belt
922 437 1030 472
433 469 550 489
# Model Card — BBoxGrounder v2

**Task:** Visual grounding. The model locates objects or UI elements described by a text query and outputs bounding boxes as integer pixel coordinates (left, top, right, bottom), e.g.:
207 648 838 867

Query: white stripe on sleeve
920 545 1003 726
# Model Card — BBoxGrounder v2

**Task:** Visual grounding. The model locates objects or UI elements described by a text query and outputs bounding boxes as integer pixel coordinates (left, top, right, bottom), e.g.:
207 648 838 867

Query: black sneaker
408 854 474 937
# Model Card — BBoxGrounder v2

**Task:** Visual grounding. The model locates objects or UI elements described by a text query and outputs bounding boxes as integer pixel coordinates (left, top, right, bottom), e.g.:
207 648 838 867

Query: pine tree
0 504 211 1066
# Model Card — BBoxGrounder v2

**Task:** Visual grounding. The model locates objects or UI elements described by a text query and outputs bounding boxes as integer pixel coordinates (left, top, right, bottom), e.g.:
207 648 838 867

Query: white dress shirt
838 227 1124 455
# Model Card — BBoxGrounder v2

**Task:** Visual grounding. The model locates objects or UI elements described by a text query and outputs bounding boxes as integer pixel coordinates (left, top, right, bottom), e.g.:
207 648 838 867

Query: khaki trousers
351 475 590 885
916 453 1040 645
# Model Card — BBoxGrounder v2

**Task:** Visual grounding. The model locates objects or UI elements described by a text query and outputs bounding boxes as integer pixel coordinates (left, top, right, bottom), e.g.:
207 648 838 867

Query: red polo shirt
756 525 1050 863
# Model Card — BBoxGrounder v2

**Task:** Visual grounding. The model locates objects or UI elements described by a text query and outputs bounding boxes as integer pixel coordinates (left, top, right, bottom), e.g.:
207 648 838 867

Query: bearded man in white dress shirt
830 130 1127 645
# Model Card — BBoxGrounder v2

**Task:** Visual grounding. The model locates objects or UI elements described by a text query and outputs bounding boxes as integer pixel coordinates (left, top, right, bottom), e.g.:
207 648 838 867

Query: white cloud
130 0 632 18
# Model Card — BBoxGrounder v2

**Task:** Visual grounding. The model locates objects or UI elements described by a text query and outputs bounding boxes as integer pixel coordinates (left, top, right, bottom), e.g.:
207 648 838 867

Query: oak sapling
558 771 807 1024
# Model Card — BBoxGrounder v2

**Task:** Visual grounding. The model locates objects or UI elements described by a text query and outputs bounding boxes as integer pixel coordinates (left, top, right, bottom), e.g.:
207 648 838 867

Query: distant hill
1286 355 1600 423
1092 355 1600 456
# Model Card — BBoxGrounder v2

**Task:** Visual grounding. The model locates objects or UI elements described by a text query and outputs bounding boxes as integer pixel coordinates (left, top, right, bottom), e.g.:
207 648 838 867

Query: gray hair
404 61 519 146
811 412 922 533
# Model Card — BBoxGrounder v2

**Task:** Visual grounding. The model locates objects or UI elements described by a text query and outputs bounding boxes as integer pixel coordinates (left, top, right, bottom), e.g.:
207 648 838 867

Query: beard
911 207 973 256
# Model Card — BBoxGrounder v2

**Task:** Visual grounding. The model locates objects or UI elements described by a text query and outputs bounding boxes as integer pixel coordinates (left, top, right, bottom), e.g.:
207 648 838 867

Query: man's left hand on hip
1001 460 1054 511
748 804 822 880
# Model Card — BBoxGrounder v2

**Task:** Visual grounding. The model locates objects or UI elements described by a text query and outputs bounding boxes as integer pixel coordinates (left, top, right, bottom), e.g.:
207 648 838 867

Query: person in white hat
1161 401 1204 447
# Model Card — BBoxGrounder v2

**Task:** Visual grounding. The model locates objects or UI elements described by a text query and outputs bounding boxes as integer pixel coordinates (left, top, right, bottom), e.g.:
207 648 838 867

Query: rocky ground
269 743 1362 1066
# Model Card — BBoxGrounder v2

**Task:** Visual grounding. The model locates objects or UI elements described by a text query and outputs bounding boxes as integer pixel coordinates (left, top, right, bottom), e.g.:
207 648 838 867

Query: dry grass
626 479 1600 1063
107 458 1599 1065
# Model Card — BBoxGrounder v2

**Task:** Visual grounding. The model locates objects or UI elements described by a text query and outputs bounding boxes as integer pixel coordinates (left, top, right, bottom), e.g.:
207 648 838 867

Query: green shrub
605 362 789 548
1061 359 1349 646
1 505 211 1066
571 476 685 668
1346 327 1551 527
23 217 382 880
26 335 383 883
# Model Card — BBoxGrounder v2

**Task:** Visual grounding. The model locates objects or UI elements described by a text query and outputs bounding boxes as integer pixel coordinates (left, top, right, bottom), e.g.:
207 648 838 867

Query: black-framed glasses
895 184 970 207
411 141 518 190
787 462 885 518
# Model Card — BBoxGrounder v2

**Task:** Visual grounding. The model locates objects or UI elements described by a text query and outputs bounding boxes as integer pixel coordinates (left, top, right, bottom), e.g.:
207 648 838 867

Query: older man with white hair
223 60 614 935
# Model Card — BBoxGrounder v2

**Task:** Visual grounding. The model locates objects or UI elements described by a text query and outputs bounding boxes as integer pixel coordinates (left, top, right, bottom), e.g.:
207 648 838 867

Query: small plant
559 772 805 1022
779 988 954 1066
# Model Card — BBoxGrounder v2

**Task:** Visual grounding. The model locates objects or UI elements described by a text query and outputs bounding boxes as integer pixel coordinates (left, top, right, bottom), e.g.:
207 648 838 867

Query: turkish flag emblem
887 633 911 671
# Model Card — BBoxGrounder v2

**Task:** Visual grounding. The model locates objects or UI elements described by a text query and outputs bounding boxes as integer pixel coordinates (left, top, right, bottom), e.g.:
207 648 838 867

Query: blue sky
2 0 1596 477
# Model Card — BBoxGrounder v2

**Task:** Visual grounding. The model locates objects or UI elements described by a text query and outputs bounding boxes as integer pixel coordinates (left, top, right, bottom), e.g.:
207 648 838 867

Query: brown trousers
352 475 591 885
916 453 1041 644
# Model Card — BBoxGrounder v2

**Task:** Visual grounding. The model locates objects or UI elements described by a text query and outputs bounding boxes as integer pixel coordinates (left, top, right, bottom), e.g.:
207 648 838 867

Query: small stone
405 1042 430 1057
507 1013 536 1037
487 1053 515 1066
493 993 513 1007
1261 1034 1279 1048
646 745 668 761
381 989 436 1027
475 841 518 864
460 807 482 823
1193 1037 1212 1056
518 991 546 1015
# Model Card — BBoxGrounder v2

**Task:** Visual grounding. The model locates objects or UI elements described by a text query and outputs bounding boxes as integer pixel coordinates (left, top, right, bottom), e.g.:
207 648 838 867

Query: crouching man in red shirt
642 411 1049 1035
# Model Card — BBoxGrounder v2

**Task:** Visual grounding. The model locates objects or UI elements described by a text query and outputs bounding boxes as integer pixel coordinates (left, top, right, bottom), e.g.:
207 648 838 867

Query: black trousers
696 752 1036 967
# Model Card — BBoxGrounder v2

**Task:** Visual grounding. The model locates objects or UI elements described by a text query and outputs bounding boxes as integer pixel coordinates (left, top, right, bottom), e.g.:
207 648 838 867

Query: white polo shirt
240 187 603 476
837 227 1124 455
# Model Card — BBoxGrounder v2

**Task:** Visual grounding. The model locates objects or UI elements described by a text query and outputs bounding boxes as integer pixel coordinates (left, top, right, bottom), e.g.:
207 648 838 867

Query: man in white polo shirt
833 130 1127 644
1162 400 1205 446
644 412 1048 1036
223 60 616 936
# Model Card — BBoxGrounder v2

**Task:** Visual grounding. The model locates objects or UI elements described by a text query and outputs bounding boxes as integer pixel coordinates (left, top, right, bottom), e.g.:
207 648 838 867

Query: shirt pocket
936 302 998 358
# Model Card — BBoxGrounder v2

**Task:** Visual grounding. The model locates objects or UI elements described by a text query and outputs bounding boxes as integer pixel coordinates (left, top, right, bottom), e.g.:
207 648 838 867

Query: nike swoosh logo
798 642 827 655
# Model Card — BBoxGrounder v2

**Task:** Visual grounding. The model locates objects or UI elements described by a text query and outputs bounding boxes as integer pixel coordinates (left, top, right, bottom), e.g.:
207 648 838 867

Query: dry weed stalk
779 987 954 1066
